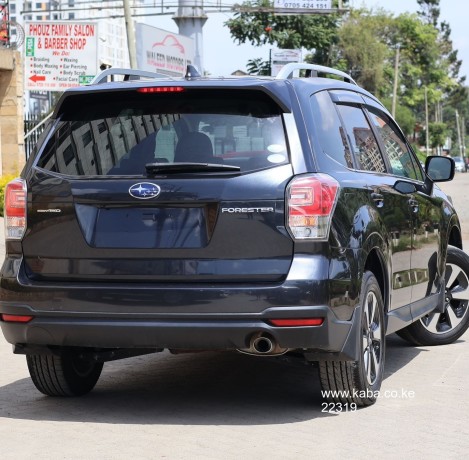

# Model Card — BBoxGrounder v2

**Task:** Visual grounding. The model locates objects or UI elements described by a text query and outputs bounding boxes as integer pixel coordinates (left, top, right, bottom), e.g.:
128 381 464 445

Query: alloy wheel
362 291 383 386
421 262 469 334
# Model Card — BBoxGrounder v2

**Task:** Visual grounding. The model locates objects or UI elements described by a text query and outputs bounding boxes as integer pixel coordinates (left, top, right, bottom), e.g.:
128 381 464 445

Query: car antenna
185 65 201 79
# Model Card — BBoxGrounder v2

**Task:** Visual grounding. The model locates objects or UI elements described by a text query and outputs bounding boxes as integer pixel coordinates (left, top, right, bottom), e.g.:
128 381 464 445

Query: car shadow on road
0 335 423 425
383 333 425 377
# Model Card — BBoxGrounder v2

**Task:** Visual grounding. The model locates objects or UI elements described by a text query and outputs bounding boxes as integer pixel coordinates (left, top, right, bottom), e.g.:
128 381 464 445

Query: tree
416 0 467 150
335 9 445 108
225 0 468 152
336 9 392 95
417 0 440 26
337 6 464 143
389 13 444 108
429 122 448 149
246 57 270 75
381 97 416 137
225 0 349 66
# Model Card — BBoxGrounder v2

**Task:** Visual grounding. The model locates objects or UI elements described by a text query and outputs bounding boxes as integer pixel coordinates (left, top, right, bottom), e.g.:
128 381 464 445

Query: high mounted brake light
4 178 27 240
137 86 185 93
286 174 339 240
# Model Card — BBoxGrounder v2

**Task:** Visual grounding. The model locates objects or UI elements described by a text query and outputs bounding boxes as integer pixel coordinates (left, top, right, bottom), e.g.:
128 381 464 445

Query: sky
147 0 469 79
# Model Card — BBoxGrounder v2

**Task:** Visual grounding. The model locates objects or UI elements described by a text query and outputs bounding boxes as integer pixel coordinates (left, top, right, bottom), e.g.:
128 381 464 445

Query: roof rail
275 63 356 85
90 68 171 85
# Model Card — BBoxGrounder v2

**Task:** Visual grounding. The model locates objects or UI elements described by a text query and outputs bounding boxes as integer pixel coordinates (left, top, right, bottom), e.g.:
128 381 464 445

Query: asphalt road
1 174 469 459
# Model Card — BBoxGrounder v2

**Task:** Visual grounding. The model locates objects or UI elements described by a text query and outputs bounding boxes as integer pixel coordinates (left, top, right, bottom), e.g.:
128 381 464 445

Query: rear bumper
0 254 360 360
0 307 356 355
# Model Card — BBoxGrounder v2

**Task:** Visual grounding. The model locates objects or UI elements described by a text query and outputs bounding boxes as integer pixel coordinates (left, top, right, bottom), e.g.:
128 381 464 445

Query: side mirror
425 156 455 182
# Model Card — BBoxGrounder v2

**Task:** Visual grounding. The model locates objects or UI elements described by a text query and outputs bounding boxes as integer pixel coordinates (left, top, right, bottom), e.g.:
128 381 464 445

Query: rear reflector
1 314 34 323
268 318 324 327
4 178 27 240
137 86 185 93
286 174 339 240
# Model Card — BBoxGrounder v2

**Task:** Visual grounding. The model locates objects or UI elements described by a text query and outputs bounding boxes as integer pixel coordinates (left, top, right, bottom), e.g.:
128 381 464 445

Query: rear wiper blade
145 162 241 174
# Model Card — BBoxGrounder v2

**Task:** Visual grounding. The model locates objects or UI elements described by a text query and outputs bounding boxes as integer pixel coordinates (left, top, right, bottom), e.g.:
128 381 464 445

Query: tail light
286 174 339 240
4 178 27 240
1 314 33 323
268 318 324 327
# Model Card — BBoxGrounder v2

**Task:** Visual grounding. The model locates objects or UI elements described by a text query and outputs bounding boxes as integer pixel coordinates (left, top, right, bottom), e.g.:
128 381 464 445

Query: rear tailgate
24 167 294 282
23 85 296 283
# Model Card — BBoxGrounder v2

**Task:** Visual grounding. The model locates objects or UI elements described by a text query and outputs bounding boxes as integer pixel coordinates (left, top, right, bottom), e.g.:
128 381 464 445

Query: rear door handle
371 192 384 208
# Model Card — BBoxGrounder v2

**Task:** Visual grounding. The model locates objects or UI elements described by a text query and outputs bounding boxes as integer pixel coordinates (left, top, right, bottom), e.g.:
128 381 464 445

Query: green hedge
0 175 18 217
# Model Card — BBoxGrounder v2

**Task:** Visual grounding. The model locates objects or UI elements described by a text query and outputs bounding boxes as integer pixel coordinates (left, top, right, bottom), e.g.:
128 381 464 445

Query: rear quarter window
310 91 353 168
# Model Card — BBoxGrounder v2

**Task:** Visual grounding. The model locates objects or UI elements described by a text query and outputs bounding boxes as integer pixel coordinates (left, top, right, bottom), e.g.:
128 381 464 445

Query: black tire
26 351 103 396
319 271 386 407
397 246 469 346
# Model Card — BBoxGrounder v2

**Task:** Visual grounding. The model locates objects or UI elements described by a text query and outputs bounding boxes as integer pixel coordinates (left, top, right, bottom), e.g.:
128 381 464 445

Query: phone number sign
24 22 98 91
274 0 332 10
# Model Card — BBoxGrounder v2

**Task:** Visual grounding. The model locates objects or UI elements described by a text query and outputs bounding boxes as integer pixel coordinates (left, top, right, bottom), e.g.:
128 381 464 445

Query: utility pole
391 45 400 118
173 0 207 74
425 86 430 156
456 110 464 160
462 116 466 160
123 0 137 68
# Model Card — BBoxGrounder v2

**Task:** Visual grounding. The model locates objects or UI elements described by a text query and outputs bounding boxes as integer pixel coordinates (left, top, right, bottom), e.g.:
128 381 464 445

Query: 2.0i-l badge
129 182 161 199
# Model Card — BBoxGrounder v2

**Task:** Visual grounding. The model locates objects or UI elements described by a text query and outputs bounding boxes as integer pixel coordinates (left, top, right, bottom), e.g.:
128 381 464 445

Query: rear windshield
36 89 289 176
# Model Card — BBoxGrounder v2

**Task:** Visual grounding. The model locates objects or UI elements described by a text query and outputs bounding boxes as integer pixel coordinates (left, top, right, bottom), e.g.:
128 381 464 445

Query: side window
336 105 386 173
367 109 423 181
310 91 353 168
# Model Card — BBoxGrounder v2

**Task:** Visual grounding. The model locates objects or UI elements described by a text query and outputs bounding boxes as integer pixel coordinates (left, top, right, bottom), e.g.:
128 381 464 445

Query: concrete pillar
0 49 25 175
173 0 207 74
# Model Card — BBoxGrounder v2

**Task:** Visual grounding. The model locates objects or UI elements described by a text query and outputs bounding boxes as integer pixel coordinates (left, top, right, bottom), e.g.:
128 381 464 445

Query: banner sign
24 22 98 91
135 23 195 77
274 0 332 11
271 49 302 77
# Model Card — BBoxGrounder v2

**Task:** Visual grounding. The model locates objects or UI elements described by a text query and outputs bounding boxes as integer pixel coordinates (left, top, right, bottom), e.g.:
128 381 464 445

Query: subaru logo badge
129 182 161 200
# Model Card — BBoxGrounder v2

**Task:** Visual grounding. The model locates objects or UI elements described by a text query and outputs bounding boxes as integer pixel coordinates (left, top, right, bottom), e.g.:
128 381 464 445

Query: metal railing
23 112 52 159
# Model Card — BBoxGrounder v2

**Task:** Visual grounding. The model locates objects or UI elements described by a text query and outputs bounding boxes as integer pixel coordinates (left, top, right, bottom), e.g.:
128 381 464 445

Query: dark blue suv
2 64 469 406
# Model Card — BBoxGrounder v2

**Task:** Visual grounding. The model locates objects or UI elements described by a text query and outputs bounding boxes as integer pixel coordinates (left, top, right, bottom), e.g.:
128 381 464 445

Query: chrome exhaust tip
252 336 274 354
237 332 289 356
